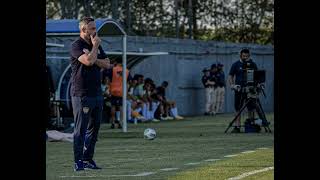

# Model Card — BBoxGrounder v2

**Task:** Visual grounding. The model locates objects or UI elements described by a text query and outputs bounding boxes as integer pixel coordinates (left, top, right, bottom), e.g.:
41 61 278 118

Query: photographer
228 49 258 133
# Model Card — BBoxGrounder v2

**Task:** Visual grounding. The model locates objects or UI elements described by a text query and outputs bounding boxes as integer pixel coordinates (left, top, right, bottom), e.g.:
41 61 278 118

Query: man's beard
84 33 92 44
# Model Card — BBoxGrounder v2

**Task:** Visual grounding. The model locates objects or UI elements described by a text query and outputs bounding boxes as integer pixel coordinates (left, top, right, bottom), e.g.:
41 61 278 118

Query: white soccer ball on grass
144 128 156 140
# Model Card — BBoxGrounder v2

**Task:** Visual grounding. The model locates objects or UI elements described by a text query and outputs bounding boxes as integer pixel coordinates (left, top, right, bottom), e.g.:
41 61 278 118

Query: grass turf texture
46 113 274 180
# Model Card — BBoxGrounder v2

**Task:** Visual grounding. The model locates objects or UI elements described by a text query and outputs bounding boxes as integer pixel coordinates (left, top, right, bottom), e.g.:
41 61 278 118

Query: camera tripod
225 88 272 133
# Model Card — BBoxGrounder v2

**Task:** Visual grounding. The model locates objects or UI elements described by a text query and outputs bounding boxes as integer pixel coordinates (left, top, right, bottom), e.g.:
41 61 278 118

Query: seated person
155 81 184 120
141 79 160 122
127 76 146 123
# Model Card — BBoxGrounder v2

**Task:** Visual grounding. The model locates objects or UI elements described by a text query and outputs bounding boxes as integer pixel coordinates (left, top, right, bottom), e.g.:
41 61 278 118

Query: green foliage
46 0 274 45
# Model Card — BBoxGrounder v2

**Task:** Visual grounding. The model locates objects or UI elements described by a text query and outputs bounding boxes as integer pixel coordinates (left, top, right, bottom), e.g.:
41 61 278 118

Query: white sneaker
160 116 167 120
152 119 160 122
174 115 184 120
166 116 174 120
137 115 146 119
137 116 147 122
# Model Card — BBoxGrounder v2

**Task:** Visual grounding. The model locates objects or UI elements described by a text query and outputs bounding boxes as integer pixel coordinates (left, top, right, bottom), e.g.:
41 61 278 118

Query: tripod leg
225 98 251 133
255 99 272 133
257 99 272 132
253 100 267 132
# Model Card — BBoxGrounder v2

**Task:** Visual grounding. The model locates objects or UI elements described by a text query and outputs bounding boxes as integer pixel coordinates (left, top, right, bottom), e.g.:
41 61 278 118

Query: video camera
230 60 266 99
240 61 266 96
243 69 265 93
244 69 265 86
242 60 265 84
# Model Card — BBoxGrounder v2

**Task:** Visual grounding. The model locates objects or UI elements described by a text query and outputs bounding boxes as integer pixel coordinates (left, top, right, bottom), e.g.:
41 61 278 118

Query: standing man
201 68 213 115
228 49 258 133
209 64 219 115
108 59 129 129
216 63 226 114
70 17 110 171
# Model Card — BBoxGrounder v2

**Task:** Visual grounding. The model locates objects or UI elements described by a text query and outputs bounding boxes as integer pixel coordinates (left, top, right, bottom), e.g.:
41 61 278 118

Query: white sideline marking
257 147 269 150
132 172 156 176
204 159 221 162
241 150 256 154
224 154 239 158
60 172 155 178
227 166 274 180
160 168 180 171
60 176 98 178
60 148 269 179
184 162 201 165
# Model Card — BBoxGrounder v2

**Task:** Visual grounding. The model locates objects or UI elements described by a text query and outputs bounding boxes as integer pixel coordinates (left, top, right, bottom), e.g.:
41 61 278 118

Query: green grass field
46 113 274 180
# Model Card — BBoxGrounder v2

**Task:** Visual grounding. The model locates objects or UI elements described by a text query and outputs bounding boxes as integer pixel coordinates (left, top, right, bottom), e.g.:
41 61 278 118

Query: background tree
46 0 274 45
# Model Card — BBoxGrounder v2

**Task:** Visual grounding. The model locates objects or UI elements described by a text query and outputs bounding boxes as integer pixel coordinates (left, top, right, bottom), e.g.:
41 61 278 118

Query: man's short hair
217 63 224 67
79 17 95 30
202 68 210 73
110 58 122 65
144 78 154 84
240 48 250 55
162 81 168 87
133 74 139 81
115 58 122 64
211 64 217 69
133 74 143 80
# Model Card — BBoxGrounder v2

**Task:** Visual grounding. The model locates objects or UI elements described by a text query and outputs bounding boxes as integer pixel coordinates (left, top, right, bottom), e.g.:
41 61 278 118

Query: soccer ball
144 128 156 140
